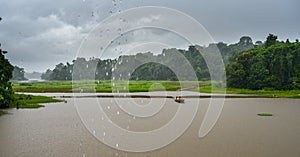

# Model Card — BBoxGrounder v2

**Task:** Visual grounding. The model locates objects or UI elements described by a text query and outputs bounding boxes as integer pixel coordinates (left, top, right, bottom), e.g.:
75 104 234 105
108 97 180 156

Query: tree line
41 36 254 81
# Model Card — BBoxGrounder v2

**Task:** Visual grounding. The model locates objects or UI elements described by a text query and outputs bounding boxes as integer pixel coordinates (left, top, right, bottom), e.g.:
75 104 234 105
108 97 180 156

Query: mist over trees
11 66 27 81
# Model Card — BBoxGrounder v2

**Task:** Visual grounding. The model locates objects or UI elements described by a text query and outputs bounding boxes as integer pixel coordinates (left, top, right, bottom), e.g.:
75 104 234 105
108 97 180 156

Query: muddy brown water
0 93 300 157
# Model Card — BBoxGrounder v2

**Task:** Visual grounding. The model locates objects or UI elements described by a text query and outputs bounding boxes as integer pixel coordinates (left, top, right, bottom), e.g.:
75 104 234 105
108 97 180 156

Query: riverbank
0 94 63 116
12 81 300 98
198 86 300 98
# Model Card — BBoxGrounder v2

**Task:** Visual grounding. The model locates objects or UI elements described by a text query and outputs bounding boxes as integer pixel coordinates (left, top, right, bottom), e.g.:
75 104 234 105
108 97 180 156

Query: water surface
0 94 299 157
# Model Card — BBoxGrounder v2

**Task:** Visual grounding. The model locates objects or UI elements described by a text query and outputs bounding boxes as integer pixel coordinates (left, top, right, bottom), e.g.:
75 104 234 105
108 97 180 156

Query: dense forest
41 34 300 90
226 34 300 90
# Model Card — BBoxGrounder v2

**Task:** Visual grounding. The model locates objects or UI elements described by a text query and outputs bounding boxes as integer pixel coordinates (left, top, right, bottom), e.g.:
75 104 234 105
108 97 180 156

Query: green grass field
12 80 300 98
13 80 184 93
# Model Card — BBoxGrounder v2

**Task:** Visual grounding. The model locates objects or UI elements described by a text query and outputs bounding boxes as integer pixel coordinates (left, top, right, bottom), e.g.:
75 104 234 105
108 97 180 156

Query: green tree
0 44 14 108
265 34 277 47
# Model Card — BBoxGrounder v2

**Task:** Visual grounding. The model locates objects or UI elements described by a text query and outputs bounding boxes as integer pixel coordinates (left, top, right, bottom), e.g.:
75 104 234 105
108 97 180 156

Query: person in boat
175 96 184 102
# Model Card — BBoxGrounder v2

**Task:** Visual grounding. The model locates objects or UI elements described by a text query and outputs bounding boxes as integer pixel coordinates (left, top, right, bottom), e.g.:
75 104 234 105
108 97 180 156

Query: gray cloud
0 0 299 72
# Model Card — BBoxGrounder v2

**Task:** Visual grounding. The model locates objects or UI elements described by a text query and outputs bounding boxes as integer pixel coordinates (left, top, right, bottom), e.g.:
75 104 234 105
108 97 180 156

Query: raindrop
116 143 119 148
93 130 96 135
103 132 106 136
107 106 111 109
133 116 136 120
112 68 115 72
106 72 109 76
127 72 130 76
86 64 89 68
117 111 120 115
83 153 85 157
109 10 113 14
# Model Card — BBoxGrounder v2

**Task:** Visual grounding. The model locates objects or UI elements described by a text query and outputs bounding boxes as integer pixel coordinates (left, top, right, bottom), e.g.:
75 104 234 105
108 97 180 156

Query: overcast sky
0 0 299 72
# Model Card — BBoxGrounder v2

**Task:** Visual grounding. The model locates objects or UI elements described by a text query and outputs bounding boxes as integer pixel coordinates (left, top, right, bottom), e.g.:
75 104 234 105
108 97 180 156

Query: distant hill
25 72 42 80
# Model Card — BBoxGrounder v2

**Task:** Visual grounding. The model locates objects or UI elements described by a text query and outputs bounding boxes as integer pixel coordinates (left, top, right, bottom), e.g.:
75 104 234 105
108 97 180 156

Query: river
0 92 299 157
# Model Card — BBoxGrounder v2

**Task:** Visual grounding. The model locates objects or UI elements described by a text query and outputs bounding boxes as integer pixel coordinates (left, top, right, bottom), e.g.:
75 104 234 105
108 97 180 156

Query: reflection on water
0 95 300 157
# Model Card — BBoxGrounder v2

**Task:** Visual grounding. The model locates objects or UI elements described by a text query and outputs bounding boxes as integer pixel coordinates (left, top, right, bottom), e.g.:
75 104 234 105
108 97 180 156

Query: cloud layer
0 0 299 72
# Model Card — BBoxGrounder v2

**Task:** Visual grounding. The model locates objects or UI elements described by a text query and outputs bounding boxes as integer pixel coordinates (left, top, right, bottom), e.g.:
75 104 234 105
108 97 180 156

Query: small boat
175 96 184 103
